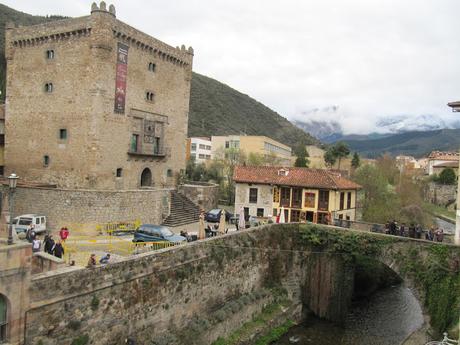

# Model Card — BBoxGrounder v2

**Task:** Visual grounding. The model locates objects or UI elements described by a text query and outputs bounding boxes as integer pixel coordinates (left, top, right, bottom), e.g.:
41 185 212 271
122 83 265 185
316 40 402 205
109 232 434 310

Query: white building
188 137 212 164
427 151 459 175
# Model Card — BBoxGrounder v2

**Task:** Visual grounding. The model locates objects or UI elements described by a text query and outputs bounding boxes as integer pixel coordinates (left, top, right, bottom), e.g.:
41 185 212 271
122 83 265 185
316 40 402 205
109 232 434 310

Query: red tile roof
233 166 361 190
428 151 459 161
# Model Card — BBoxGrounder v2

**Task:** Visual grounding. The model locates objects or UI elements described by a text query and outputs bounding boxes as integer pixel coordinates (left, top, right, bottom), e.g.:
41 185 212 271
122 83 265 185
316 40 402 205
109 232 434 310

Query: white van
12 214 47 234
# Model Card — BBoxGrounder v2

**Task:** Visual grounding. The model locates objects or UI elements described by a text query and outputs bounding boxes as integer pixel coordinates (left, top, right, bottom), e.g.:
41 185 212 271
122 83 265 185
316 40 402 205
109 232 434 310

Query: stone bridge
1 224 459 345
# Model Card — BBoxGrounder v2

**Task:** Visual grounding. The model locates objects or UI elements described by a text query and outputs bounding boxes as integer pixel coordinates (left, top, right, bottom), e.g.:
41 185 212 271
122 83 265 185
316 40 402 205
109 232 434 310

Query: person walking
26 225 36 243
53 240 65 259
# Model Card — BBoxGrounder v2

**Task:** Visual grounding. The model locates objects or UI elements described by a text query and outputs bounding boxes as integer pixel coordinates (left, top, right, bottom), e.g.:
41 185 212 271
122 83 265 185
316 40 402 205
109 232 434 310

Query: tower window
43 155 50 166
44 83 53 93
46 49 55 59
116 168 123 177
146 91 154 102
59 129 67 140
148 62 156 72
167 169 173 177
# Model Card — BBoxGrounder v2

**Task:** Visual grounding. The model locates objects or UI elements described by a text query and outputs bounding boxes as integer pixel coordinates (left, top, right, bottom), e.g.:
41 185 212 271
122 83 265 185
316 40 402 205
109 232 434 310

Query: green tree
333 142 350 170
324 148 337 168
294 144 310 167
438 168 457 185
351 152 361 169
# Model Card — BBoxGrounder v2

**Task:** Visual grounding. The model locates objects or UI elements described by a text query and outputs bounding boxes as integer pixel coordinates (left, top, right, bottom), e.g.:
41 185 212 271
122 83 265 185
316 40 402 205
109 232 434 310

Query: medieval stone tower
4 2 194 190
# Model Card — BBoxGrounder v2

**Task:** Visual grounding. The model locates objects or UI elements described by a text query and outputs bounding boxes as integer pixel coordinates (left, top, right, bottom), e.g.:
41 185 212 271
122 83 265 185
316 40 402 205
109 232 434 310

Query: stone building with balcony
4 2 193 190
233 166 361 224
0 2 203 232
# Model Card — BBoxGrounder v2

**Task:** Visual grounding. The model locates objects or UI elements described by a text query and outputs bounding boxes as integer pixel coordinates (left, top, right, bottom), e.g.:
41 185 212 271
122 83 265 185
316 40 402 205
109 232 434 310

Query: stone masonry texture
4 4 193 190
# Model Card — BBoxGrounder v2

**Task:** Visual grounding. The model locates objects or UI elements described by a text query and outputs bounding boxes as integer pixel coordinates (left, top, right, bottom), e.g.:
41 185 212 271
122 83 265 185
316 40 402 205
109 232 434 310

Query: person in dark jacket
53 240 65 258
399 223 406 237
44 235 55 254
408 224 415 238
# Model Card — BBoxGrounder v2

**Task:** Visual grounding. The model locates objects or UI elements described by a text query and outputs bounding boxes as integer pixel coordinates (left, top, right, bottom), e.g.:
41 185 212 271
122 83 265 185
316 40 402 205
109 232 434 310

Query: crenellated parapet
6 1 193 69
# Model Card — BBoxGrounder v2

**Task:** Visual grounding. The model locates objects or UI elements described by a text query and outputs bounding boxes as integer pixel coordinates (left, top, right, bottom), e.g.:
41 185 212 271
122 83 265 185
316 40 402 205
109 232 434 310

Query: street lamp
7 173 19 245
447 101 460 245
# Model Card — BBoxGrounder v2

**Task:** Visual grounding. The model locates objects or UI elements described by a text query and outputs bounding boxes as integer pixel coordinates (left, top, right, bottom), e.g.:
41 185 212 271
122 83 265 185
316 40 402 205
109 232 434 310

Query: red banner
114 43 129 113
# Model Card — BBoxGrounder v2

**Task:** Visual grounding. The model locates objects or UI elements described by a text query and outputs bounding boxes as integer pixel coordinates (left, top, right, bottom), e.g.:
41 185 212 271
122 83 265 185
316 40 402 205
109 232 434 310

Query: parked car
132 224 186 243
12 214 47 234
204 209 234 223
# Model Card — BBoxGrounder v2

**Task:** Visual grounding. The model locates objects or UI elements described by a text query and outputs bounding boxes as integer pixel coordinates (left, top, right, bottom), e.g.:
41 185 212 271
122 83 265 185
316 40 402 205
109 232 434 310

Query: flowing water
273 285 424 345
435 217 455 235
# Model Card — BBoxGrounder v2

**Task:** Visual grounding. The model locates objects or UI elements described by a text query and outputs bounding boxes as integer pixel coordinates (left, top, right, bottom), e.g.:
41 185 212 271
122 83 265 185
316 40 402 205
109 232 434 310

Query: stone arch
140 168 152 187
0 294 9 342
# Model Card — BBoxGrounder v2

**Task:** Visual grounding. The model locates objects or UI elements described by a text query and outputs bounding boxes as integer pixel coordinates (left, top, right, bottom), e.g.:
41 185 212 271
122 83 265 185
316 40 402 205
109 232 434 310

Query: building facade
211 135 292 166
234 166 361 224
427 151 459 176
186 137 212 164
4 2 193 190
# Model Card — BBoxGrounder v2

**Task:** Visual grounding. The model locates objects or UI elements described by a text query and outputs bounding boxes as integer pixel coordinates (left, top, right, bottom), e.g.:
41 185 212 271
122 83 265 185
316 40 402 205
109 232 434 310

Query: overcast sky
4 0 460 134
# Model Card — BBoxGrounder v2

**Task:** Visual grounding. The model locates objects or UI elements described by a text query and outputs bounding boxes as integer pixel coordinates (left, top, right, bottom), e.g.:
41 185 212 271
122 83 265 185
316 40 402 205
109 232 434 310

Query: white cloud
4 0 460 134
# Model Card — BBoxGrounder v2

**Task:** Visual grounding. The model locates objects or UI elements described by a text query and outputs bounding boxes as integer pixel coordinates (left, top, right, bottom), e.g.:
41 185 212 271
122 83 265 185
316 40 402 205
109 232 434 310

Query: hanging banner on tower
114 42 129 114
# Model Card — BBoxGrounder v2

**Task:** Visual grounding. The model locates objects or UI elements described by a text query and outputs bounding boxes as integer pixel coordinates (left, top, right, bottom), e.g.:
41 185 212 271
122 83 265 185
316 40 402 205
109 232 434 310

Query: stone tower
4 2 194 190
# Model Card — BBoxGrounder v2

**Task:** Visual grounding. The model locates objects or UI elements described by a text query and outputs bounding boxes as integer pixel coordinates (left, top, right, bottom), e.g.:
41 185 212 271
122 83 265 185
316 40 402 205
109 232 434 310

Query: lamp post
447 101 460 245
7 173 19 245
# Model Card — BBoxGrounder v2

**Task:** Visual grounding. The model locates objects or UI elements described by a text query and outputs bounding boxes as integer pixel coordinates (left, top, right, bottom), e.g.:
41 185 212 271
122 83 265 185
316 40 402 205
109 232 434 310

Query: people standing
415 224 422 239
426 227 435 241
32 238 41 253
87 253 97 268
44 235 55 255
435 228 444 242
399 223 406 237
53 240 65 259
408 224 415 238
99 253 111 264
389 220 397 236
26 225 36 243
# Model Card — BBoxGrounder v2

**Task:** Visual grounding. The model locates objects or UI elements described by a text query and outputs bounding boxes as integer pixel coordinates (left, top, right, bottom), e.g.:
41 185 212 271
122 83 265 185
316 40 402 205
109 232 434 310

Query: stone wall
25 225 309 345
178 182 219 211
426 182 457 206
0 241 32 345
2 186 170 234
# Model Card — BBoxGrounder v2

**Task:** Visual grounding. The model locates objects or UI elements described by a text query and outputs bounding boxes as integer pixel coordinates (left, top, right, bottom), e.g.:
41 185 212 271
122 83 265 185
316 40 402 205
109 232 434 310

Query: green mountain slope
189 73 318 148
0 4 317 148
344 128 460 158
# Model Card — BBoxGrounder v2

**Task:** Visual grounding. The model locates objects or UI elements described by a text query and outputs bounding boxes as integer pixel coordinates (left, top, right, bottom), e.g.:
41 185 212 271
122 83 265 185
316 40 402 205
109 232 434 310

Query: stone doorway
141 168 152 187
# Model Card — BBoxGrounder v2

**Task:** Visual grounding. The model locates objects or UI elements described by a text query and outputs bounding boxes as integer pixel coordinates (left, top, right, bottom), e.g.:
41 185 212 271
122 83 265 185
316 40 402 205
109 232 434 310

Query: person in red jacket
59 227 69 242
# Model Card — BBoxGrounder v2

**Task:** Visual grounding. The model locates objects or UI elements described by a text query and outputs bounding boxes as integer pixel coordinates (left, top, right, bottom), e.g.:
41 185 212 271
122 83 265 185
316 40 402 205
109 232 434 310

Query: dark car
205 209 233 223
133 224 186 243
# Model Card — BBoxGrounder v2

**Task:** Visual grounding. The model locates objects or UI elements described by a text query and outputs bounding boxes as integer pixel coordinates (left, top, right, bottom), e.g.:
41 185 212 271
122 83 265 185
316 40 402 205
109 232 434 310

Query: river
435 217 455 235
273 285 424 345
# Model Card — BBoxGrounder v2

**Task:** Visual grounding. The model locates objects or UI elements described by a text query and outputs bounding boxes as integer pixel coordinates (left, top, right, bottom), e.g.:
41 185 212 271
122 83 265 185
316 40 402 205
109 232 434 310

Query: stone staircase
162 190 201 227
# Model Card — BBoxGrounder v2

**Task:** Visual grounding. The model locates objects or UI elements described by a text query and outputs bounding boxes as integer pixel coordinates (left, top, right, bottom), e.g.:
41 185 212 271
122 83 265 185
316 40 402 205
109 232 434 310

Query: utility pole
447 101 460 245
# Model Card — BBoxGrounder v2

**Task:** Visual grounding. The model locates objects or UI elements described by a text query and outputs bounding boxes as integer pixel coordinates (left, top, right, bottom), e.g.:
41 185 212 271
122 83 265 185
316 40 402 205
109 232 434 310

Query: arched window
0 294 8 342
46 49 55 59
148 62 156 72
140 168 152 187
44 83 53 93
145 91 154 102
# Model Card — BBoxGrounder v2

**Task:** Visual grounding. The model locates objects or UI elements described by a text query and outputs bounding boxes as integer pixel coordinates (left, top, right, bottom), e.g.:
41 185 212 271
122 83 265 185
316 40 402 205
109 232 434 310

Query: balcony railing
128 149 166 157
318 201 329 211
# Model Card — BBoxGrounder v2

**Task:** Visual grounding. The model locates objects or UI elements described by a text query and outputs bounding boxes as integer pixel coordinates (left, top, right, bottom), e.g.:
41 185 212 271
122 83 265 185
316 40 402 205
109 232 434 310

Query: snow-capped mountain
375 114 460 133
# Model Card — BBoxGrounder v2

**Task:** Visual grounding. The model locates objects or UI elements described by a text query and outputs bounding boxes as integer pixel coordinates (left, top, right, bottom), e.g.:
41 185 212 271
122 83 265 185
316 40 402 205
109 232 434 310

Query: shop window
304 192 315 208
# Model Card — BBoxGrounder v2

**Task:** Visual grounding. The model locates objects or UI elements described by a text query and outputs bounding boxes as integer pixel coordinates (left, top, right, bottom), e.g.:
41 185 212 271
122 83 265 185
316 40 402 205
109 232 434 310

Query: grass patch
211 300 291 345
254 320 294 345
423 202 456 220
